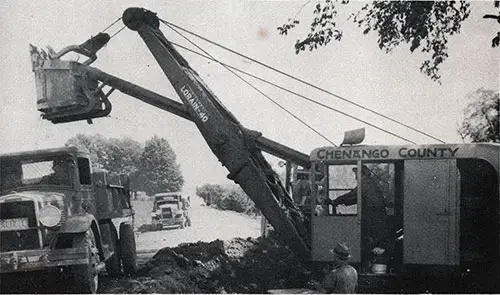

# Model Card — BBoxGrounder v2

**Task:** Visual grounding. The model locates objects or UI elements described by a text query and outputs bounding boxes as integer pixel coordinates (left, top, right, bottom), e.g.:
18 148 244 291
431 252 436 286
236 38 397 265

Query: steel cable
160 19 445 144
160 19 338 146
165 38 416 144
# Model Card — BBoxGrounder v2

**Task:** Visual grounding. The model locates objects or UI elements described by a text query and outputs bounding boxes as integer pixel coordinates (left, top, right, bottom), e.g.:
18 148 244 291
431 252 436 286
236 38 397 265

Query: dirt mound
101 233 312 293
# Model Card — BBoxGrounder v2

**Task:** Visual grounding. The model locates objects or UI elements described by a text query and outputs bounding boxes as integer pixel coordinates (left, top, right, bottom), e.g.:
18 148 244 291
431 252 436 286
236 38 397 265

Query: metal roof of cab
0 146 89 159
310 143 500 171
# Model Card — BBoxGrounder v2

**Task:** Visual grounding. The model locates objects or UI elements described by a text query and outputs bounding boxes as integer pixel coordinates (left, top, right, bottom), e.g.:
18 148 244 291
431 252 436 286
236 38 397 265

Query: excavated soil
101 233 313 293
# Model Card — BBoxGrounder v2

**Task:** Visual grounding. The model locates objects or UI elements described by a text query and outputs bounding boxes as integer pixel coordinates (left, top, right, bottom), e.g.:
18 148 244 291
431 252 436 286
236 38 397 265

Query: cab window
327 164 358 215
77 157 91 185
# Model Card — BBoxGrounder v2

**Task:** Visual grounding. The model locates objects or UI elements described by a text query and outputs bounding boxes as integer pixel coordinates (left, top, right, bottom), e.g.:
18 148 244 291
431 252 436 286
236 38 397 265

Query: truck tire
105 223 122 277
119 223 137 275
180 221 185 229
72 229 99 294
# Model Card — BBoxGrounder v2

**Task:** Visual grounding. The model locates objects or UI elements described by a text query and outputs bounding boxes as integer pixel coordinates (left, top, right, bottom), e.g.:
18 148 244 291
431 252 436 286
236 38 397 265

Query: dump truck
28 7 500 292
151 192 191 229
0 147 137 293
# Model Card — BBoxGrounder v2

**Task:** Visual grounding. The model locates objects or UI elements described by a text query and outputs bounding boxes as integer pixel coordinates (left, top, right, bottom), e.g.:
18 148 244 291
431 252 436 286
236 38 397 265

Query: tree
196 183 257 214
278 1 499 82
216 186 256 214
458 88 499 143
105 137 143 176
65 134 143 189
196 184 225 206
66 134 110 169
137 135 184 195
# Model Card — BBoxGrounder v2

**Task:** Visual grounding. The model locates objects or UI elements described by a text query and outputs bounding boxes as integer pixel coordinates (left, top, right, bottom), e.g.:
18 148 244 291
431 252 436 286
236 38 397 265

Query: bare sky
0 1 498 194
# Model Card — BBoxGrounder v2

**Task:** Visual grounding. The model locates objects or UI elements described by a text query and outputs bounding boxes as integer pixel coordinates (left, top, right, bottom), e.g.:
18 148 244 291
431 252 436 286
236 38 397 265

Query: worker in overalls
317 242 358 293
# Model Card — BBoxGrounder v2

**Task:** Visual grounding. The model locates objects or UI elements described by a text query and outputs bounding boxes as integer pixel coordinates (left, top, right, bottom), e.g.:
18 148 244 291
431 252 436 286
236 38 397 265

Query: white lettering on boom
181 85 209 122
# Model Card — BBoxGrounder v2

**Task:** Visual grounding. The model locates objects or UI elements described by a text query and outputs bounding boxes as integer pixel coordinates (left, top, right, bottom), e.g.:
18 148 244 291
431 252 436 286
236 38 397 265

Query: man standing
317 242 358 293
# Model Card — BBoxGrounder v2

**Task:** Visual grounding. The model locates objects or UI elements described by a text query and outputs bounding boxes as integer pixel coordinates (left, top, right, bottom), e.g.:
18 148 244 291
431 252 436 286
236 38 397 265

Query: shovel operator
325 165 390 270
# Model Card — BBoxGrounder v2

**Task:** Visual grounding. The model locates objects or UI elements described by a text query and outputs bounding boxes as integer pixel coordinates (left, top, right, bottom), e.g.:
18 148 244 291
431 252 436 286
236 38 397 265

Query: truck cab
0 147 137 293
151 192 191 229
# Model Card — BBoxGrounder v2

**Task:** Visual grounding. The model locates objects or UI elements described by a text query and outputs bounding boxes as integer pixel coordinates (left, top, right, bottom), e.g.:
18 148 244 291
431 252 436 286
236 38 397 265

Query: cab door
311 163 361 262
403 159 459 265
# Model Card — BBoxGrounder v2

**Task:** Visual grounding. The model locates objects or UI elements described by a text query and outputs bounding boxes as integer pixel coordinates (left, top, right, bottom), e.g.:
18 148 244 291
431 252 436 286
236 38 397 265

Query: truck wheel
180 221 185 229
120 223 137 275
105 223 122 277
187 217 192 227
72 229 99 294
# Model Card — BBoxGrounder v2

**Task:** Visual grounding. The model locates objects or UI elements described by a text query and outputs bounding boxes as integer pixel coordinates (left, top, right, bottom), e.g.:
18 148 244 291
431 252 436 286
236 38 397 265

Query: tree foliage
196 184 225 206
458 88 499 143
278 1 498 82
66 134 112 170
137 135 184 195
66 134 143 189
215 186 254 213
66 134 141 173
196 184 257 214
66 134 184 193
105 137 143 176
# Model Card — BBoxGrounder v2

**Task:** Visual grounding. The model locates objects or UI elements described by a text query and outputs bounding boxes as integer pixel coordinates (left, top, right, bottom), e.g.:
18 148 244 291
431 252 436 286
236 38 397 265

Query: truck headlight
38 205 62 227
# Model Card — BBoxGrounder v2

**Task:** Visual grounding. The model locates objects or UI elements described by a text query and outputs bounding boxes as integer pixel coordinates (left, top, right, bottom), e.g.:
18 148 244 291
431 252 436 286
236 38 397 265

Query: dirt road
135 199 262 252
133 197 262 267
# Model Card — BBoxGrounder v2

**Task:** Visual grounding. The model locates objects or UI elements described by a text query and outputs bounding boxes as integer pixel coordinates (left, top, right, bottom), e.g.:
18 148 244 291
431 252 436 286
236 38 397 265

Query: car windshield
0 156 71 192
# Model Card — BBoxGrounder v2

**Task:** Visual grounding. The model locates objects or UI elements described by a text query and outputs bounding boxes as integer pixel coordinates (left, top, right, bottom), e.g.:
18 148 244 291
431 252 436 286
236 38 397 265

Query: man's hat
331 242 351 260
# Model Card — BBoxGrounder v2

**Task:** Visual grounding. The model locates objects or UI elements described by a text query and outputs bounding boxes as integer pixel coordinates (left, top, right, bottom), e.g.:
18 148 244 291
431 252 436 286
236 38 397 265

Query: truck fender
58 214 105 260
